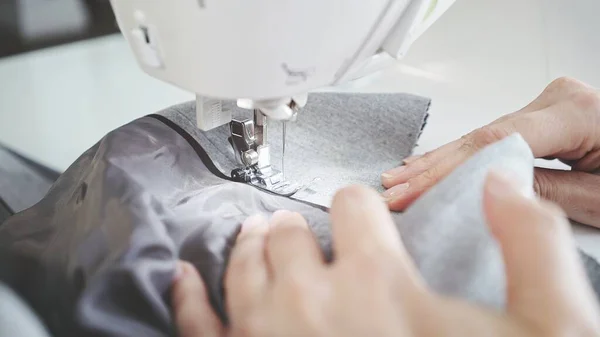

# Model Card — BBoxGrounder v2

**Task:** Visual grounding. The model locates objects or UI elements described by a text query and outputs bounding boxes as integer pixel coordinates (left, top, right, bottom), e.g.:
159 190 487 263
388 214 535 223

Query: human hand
172 262 226 337
174 173 600 337
382 77 600 227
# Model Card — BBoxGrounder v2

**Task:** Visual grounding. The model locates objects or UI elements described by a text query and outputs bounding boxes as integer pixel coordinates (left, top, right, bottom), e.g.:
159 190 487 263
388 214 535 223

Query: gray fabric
162 93 430 206
583 252 600 302
0 147 54 212
0 283 50 337
0 93 598 337
0 199 10 224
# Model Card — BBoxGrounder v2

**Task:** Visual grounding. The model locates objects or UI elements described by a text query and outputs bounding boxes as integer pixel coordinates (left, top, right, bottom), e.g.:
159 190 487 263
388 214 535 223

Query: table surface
1 0 600 257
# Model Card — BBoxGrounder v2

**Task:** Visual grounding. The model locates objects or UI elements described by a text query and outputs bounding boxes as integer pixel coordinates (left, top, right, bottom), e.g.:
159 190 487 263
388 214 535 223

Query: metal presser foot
228 110 301 197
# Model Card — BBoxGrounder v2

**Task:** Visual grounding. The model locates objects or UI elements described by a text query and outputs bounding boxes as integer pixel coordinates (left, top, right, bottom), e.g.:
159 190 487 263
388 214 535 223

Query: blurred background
0 0 126 222
0 0 117 57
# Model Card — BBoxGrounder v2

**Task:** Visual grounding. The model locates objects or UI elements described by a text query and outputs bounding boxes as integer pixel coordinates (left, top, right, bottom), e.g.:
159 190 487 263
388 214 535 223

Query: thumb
172 261 225 337
484 171 598 328
534 168 600 228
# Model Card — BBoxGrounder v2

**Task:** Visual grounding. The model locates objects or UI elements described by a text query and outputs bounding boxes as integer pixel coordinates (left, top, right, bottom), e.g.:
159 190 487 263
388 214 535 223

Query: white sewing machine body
111 0 454 122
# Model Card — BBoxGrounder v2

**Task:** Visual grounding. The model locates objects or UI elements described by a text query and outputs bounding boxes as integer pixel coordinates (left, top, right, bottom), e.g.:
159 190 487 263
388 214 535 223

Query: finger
225 215 269 318
331 185 424 289
386 102 591 212
534 168 600 228
384 81 599 207
382 139 464 188
384 124 515 211
402 154 422 165
384 92 553 189
331 185 403 258
484 171 599 325
172 261 225 337
385 154 468 211
267 210 324 279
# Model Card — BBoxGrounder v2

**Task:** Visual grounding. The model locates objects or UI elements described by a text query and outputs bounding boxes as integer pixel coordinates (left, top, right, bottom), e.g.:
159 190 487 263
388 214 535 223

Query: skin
171 172 600 337
382 77 600 228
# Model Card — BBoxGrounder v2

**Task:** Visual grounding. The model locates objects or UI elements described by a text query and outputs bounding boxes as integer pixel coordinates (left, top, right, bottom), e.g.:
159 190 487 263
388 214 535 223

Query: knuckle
541 77 591 105
463 126 510 152
533 170 554 200
417 150 435 165
416 165 443 187
549 76 582 91
414 151 438 171
533 170 563 208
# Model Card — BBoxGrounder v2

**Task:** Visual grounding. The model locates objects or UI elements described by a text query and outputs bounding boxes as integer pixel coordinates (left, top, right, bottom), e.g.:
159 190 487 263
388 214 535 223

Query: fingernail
487 170 534 200
382 183 410 202
403 155 422 164
242 214 266 232
382 166 406 180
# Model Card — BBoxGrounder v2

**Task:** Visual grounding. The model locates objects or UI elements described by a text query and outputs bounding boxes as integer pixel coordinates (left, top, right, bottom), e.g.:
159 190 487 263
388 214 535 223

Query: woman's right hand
174 173 600 337
382 77 600 227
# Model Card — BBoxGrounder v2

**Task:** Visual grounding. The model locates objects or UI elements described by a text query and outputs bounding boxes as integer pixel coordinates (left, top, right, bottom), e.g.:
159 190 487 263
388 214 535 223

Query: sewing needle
282 121 287 180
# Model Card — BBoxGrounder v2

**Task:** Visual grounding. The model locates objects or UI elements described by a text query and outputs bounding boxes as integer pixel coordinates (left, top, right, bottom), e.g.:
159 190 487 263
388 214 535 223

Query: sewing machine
110 0 454 194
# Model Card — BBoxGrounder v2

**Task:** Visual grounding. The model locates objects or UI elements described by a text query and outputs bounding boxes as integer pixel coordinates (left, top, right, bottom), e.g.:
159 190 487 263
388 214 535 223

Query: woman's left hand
382 78 600 227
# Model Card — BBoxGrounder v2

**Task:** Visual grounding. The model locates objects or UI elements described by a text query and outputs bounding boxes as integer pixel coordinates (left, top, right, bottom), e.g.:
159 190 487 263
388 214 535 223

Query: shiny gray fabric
0 147 54 213
0 94 599 337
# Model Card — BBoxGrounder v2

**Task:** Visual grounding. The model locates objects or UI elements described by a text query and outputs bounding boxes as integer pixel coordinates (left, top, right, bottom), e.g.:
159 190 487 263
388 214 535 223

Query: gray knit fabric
161 93 430 206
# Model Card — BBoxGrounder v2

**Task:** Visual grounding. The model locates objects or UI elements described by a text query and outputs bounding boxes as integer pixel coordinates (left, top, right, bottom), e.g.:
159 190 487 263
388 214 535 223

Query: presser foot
231 166 301 197
228 114 300 197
